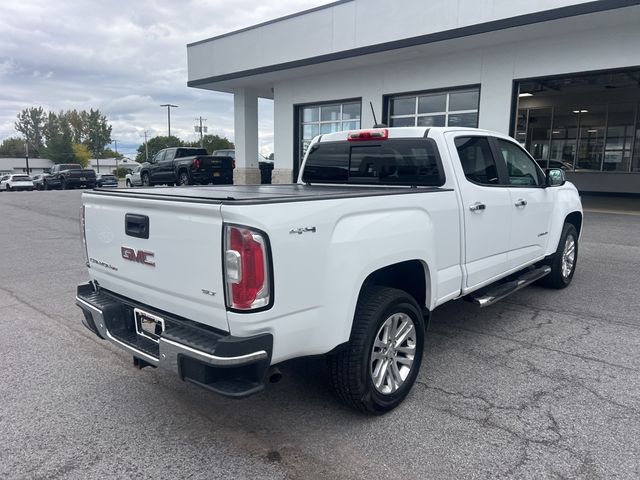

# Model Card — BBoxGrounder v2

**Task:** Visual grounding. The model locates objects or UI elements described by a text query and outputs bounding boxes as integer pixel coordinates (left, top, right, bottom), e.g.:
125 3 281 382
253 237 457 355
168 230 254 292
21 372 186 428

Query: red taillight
224 225 270 310
194 158 201 169
347 129 388 141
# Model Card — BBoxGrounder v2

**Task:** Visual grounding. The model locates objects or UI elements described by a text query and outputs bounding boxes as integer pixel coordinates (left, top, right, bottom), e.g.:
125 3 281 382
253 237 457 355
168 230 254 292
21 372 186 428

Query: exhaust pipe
267 366 282 384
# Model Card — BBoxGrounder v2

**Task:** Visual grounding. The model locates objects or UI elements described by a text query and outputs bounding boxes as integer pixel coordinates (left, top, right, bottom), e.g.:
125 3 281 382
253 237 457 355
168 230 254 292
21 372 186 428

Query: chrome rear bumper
76 282 272 397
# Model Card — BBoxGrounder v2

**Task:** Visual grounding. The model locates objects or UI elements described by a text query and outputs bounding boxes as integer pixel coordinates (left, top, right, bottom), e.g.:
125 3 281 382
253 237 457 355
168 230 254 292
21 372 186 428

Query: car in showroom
125 165 143 187
0 174 34 191
96 174 118 188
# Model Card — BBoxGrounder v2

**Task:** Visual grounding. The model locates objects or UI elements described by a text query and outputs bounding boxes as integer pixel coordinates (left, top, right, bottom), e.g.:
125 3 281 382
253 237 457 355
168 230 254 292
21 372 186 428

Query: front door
447 134 512 289
492 138 554 269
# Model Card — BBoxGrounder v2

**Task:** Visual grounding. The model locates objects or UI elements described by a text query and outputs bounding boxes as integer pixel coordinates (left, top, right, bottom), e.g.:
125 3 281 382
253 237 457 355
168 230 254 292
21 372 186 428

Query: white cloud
0 0 330 157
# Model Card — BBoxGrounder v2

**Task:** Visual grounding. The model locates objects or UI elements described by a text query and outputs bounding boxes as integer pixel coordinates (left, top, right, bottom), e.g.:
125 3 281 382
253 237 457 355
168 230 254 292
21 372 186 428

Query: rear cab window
454 136 499 186
301 139 444 186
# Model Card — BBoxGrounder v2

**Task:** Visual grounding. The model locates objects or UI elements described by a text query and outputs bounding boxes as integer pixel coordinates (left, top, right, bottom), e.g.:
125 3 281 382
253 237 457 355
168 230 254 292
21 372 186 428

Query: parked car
32 174 47 190
213 149 274 183
139 147 234 186
45 164 96 190
96 174 118 188
76 127 582 414
1 174 34 191
125 165 143 187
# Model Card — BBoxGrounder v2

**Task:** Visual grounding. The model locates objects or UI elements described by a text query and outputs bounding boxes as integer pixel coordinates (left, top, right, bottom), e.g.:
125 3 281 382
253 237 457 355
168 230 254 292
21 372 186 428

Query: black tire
141 173 150 187
7 185 12 192
178 170 190 186
60 177 68 190
327 286 425 414
43 181 49 191
539 223 578 289
126 179 131 187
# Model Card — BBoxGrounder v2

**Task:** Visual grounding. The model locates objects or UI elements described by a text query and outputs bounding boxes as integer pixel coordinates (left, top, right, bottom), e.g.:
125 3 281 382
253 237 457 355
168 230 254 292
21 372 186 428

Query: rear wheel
178 171 190 186
539 223 578 289
328 286 425 414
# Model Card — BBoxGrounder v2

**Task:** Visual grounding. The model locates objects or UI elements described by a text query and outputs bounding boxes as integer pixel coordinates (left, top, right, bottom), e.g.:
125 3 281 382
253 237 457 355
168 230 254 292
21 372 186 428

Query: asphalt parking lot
1 189 639 479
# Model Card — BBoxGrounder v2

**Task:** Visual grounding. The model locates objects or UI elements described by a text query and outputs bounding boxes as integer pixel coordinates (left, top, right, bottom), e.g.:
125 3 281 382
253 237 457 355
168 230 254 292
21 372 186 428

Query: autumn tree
72 143 92 168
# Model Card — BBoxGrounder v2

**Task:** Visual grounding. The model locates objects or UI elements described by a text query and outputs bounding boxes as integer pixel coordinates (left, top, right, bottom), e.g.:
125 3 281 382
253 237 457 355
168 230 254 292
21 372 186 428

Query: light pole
24 142 30 175
112 140 119 174
160 104 178 139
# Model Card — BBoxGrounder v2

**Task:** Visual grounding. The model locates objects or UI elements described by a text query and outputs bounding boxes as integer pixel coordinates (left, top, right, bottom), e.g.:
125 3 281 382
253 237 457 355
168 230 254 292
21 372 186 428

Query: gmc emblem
121 246 155 267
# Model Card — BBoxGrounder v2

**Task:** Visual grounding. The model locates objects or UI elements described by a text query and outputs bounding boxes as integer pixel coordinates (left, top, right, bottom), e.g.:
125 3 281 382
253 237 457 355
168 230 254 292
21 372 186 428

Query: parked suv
125 165 143 187
1 174 34 191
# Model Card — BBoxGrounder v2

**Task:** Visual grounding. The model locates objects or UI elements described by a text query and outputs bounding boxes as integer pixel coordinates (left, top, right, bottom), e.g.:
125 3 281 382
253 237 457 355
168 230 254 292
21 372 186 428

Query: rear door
446 134 512 289
492 137 554 269
83 193 229 331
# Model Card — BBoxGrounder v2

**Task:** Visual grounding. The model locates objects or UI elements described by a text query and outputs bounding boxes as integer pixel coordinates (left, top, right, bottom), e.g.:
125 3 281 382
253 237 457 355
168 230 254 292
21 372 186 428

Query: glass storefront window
605 103 636 172
418 94 446 114
515 70 640 173
297 100 362 174
387 87 479 128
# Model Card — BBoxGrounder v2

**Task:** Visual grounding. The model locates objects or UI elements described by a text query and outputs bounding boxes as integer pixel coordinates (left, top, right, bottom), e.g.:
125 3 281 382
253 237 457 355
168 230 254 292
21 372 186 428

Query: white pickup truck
76 127 582 413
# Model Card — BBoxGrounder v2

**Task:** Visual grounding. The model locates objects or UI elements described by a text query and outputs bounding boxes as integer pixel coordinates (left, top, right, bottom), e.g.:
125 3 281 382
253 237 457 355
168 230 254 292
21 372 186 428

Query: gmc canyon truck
46 163 96 190
140 147 234 187
76 127 582 413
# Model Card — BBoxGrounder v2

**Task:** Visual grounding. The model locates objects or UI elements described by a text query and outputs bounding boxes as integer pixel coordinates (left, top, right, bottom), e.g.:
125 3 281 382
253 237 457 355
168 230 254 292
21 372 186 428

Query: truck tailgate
83 192 229 332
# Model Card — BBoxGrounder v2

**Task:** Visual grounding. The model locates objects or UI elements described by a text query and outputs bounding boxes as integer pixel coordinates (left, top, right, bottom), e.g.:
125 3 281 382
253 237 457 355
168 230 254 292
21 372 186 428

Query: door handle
469 202 486 212
514 199 527 208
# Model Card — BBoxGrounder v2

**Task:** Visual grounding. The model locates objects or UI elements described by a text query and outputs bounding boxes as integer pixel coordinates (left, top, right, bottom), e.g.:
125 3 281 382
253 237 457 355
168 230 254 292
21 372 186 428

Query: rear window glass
302 139 443 186
60 164 81 170
12 175 31 181
101 175 117 180
177 148 208 157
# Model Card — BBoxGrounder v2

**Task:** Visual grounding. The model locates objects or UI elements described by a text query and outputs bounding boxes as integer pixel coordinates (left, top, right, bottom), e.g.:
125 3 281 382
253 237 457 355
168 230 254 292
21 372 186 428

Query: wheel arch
565 211 583 237
358 259 431 323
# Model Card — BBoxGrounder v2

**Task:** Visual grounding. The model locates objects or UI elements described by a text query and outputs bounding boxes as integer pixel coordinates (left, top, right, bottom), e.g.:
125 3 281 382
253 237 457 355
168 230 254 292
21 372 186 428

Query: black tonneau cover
87 184 448 205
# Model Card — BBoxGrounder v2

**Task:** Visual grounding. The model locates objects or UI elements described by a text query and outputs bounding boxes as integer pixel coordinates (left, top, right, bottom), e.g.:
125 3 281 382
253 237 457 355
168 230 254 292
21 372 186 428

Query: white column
233 87 261 184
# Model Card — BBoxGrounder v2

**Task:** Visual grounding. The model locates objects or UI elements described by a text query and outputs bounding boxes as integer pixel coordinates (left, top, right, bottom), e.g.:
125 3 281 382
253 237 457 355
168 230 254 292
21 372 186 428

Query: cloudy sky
0 0 329 158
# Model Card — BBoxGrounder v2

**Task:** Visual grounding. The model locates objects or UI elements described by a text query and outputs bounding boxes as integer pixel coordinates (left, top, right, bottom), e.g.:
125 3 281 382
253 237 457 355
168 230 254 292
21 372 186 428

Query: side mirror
546 168 565 187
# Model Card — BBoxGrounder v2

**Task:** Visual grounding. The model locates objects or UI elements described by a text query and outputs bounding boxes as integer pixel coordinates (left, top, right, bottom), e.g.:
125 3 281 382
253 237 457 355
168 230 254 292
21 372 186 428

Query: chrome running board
470 265 551 308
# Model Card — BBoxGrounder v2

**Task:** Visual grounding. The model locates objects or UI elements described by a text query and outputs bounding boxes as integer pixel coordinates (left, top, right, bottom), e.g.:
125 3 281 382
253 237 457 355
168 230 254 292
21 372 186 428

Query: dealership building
187 0 640 194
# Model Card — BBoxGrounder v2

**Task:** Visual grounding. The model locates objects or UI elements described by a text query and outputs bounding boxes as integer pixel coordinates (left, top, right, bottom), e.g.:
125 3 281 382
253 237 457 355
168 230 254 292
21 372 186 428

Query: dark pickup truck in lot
45 164 96 190
140 147 234 187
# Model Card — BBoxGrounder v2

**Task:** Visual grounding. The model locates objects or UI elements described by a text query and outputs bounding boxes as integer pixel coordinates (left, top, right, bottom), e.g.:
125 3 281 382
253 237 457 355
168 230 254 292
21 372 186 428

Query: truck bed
87 184 448 205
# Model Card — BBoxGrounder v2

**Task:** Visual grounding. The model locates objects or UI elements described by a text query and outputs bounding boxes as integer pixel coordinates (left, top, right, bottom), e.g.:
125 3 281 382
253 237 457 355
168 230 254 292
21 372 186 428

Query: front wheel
126 179 131 187
141 173 150 187
539 223 578 289
60 178 68 190
328 286 425 414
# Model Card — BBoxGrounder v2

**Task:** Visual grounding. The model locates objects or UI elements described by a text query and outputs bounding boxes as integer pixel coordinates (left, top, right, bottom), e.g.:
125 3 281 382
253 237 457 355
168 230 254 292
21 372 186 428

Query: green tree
14 106 46 157
185 134 234 154
135 135 183 163
83 109 112 157
44 111 75 163
0 137 27 157
103 147 124 159
72 143 91 168
64 109 87 144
